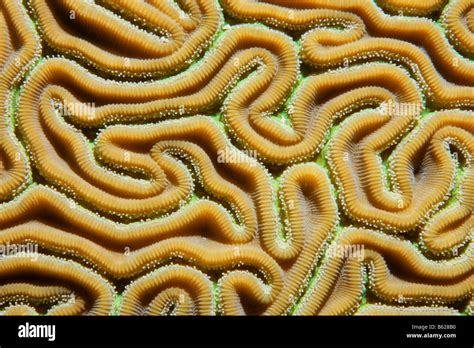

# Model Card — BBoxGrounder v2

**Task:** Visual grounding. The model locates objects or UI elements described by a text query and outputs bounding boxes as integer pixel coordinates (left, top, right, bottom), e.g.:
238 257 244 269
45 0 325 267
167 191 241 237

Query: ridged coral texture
0 0 472 316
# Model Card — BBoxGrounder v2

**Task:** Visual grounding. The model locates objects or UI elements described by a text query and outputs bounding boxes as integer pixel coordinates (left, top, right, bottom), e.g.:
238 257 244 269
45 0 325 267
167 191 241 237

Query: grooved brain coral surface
0 0 472 316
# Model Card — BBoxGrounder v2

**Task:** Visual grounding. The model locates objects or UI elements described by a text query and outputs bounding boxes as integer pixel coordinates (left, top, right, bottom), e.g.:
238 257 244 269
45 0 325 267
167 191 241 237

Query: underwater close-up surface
0 0 472 316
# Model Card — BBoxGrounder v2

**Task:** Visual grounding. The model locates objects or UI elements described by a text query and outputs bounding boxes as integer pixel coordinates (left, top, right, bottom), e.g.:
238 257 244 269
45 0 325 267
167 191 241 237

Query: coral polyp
0 0 472 316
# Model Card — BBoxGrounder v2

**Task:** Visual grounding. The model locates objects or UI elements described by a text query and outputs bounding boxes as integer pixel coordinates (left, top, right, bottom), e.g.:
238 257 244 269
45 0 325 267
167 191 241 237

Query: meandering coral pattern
0 0 472 315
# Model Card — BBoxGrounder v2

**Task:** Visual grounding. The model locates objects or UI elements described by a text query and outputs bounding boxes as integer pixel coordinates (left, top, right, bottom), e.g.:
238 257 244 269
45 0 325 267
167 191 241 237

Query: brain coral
0 0 472 316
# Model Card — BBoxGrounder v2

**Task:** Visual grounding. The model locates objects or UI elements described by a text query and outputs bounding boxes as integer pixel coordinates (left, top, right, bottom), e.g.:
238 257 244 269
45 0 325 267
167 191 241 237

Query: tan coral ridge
28 0 222 77
0 0 472 316
295 228 473 315
0 255 115 315
0 0 40 201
